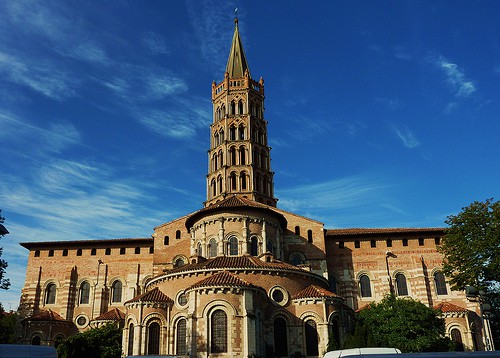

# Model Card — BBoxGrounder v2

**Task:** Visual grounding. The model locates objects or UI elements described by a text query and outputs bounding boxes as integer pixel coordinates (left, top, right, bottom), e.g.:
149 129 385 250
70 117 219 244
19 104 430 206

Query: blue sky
1 1 499 309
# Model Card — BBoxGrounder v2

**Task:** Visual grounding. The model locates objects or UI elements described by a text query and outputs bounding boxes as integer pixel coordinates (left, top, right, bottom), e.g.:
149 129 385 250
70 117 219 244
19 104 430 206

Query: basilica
18 19 491 357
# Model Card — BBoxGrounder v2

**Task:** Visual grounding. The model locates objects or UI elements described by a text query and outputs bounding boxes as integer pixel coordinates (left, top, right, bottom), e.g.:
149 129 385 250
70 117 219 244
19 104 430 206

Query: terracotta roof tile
93 308 125 321
125 287 173 304
186 196 287 229
189 271 259 290
434 302 468 313
168 255 305 275
326 228 445 236
23 309 67 322
293 285 342 300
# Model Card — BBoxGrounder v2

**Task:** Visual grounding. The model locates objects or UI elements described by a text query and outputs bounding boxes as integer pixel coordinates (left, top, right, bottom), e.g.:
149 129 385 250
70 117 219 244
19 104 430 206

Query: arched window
395 273 409 296
307 230 313 243
211 310 227 353
238 101 244 115
213 153 218 170
261 151 267 169
240 172 247 190
31 336 41 345
230 101 235 115
127 324 134 356
221 105 226 117
250 237 258 256
54 335 64 349
217 175 223 194
359 275 372 298
45 283 56 304
451 328 464 351
211 179 216 197
230 147 237 165
197 242 203 256
434 271 448 295
230 172 237 190
111 281 122 303
238 125 245 140
209 238 217 258
34 250 40 257
305 319 319 356
294 226 300 235
164 236 170 245
229 236 238 255
256 174 262 192
176 318 187 355
239 147 246 165
230 126 236 140
176 230 181 240
218 150 223 167
329 275 339 294
76 248 82 256
214 132 219 146
147 322 160 355
274 317 288 357
79 281 90 304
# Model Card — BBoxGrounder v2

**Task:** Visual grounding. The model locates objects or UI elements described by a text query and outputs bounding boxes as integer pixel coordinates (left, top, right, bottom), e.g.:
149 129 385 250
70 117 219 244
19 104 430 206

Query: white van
324 347 402 358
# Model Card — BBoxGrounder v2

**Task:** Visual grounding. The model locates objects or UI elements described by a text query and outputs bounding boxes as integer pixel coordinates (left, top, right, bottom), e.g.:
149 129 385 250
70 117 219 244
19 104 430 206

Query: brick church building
18 18 491 357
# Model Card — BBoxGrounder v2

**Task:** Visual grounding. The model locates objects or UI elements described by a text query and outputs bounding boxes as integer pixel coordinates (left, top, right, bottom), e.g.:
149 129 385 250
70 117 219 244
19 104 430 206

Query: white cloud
0 52 78 100
391 124 420 149
435 56 476 98
143 32 170 55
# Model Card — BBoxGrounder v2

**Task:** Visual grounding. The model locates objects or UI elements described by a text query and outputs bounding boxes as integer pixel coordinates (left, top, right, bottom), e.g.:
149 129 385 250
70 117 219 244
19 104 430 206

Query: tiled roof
326 228 445 237
93 308 125 322
293 285 342 300
435 302 468 313
125 287 173 304
189 271 259 290
168 255 305 275
23 309 67 322
186 196 287 229
20 237 152 249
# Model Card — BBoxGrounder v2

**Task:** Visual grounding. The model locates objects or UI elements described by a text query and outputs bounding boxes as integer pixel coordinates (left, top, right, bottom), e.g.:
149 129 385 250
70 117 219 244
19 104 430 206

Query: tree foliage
0 303 18 344
56 324 122 358
0 210 10 290
343 295 454 353
439 198 500 291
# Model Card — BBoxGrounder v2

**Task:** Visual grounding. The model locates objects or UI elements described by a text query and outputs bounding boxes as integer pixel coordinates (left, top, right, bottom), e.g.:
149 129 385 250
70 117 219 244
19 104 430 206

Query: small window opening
135 247 140 254
418 238 424 246
386 239 392 247
120 247 126 255
370 240 376 248
91 248 96 256
307 230 313 243
355 240 360 248
402 238 408 247
176 230 181 240
105 248 111 255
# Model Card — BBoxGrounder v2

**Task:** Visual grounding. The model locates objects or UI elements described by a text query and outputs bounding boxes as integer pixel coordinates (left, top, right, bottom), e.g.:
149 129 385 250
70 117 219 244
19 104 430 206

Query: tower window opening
230 101 235 115
48 250 54 257
294 226 300 236
211 179 216 197
213 153 218 171
220 129 224 142
45 283 57 304
402 238 408 246
230 147 237 165
239 147 246 165
238 125 245 140
217 175 223 194
164 236 170 245
34 250 40 257
238 101 244 114
230 172 237 190
197 242 203 256
307 230 313 243
418 237 425 246
176 230 181 240
135 247 140 254
250 236 258 256
209 238 217 258
370 240 376 248
240 172 247 190
230 126 236 140
386 239 392 247
261 151 267 169
76 248 82 256
62 249 68 257
105 248 111 255
120 247 126 255
355 240 360 248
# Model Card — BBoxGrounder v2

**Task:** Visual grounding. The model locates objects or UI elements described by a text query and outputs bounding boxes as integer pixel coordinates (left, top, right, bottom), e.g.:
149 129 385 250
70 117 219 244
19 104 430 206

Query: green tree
0 303 18 343
57 324 122 358
0 210 10 290
343 295 454 353
439 198 500 291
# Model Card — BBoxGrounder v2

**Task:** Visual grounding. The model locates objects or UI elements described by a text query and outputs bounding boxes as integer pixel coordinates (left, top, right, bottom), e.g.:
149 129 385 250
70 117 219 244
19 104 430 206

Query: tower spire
225 14 250 79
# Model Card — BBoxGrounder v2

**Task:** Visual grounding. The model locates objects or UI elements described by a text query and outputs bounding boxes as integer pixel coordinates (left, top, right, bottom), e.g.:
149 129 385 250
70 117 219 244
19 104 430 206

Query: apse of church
18 18 490 357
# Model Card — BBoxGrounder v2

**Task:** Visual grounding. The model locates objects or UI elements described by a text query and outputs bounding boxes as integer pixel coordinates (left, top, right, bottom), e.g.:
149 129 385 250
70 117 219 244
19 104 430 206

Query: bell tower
205 18 277 207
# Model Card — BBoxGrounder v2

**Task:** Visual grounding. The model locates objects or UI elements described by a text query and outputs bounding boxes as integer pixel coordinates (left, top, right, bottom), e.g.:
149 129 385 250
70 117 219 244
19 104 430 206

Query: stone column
242 217 249 255
218 217 225 256
262 220 267 254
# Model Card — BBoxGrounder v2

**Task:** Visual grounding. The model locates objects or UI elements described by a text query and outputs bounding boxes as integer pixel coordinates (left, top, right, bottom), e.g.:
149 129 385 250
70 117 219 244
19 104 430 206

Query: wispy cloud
0 52 79 100
143 32 170 55
185 0 235 73
136 97 211 139
391 124 420 149
434 55 476 98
